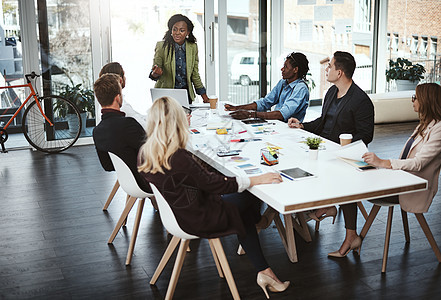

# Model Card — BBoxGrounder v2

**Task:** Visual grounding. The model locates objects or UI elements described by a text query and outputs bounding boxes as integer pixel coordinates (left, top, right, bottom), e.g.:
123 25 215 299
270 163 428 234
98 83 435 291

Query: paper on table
334 140 368 161
207 120 233 130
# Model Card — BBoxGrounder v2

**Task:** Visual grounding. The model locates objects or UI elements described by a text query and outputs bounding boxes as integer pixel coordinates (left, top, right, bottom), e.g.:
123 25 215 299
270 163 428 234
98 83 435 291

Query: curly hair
286 52 309 80
162 14 197 56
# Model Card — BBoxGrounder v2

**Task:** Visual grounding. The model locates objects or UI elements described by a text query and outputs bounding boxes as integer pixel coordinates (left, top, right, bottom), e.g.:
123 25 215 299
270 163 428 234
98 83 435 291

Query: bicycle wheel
22 95 82 153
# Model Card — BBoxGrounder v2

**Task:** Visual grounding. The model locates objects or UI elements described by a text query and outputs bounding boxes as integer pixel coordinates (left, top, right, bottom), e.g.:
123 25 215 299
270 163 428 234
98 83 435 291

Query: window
391 33 399 52
283 1 374 97
419 36 428 57
227 17 248 35
410 35 418 54
240 57 255 65
430 37 437 58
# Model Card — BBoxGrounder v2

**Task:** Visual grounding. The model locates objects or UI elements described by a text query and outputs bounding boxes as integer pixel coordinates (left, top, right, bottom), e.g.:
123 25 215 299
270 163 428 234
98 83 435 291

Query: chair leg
211 238 240 300
123 194 130 226
359 204 381 239
150 236 181 285
401 209 410 243
125 198 145 265
208 239 224 278
382 206 394 273
357 202 369 220
414 213 441 262
165 239 190 300
102 180 120 211
107 196 137 244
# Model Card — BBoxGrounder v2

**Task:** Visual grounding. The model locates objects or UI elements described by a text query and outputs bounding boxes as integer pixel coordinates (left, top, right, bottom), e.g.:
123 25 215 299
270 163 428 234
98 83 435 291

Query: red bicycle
0 72 82 153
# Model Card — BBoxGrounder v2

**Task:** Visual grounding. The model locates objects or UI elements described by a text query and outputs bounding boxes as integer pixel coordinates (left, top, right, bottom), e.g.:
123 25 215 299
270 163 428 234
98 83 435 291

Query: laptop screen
150 88 189 108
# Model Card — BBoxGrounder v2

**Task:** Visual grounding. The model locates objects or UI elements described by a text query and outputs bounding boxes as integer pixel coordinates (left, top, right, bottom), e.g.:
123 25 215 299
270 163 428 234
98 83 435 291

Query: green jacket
152 41 205 102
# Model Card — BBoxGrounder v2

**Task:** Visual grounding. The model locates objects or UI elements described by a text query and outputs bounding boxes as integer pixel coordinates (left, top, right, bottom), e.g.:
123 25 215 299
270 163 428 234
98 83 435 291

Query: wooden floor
1 121 441 299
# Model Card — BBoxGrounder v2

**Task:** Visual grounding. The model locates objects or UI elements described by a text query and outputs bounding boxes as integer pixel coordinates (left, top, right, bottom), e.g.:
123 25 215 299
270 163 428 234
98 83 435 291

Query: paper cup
339 133 353 146
209 96 218 109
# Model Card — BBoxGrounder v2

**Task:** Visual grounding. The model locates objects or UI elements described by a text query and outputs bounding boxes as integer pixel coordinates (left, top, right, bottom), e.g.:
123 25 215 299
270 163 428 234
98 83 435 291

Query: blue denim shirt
174 42 206 95
254 78 309 122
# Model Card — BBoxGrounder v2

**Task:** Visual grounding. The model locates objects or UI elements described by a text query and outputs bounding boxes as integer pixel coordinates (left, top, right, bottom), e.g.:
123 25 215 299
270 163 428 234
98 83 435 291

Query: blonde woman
138 97 289 298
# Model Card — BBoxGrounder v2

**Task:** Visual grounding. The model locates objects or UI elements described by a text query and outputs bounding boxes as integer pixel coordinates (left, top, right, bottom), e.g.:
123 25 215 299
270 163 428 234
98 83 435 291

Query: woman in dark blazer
149 14 209 104
138 96 289 298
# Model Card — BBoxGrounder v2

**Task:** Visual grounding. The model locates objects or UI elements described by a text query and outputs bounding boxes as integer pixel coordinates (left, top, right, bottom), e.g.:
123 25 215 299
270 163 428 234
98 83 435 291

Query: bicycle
0 72 82 153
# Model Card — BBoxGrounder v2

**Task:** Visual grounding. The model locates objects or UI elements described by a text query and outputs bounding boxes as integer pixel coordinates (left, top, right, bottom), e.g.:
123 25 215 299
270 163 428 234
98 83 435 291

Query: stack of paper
334 141 375 170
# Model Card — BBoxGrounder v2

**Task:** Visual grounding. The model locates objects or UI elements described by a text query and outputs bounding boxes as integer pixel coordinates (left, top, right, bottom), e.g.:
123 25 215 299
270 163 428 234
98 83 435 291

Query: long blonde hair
414 83 441 138
138 96 189 174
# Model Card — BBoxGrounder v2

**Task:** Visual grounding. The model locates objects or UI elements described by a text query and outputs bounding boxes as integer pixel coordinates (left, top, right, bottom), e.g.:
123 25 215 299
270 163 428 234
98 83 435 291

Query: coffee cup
209 96 218 109
339 133 353 146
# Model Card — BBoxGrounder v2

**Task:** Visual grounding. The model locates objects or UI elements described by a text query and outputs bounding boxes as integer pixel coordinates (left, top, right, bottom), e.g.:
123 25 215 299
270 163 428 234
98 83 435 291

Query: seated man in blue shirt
224 52 310 122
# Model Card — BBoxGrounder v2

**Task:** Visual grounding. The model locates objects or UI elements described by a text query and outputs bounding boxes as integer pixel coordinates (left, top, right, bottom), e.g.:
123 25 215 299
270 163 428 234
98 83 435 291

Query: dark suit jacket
140 149 251 238
303 82 374 145
93 110 151 193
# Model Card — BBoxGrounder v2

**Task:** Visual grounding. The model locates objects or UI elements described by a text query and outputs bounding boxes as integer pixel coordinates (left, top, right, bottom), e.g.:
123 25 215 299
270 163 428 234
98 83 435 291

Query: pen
230 138 262 142
238 130 247 134
279 172 293 181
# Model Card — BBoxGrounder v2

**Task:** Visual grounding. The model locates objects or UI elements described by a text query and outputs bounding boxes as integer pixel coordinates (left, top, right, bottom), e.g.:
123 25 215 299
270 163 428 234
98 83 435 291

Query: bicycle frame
0 81 54 129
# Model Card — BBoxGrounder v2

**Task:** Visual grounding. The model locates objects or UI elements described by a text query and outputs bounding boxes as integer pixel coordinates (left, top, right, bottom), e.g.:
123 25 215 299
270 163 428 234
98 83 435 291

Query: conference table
188 107 427 263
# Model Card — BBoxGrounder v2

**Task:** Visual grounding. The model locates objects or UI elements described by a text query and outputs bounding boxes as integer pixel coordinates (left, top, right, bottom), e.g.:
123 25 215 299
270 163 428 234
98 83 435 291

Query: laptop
150 88 210 109
150 88 190 108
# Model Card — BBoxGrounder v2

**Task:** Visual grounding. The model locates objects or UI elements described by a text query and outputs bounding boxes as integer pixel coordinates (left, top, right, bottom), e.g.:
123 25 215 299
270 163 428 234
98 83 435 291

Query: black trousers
222 191 269 272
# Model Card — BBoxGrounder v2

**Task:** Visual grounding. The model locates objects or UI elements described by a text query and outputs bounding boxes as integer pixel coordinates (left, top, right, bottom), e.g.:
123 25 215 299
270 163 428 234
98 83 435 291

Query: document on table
334 141 375 170
206 120 233 130
334 140 368 161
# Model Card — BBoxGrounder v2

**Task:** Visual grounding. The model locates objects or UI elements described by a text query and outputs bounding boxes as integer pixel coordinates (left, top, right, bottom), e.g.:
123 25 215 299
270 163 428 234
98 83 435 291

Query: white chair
360 199 441 273
149 183 240 300
107 152 154 265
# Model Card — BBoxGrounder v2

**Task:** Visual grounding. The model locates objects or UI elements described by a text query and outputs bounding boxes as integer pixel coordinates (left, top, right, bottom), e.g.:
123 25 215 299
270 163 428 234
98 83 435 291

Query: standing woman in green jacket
149 14 209 104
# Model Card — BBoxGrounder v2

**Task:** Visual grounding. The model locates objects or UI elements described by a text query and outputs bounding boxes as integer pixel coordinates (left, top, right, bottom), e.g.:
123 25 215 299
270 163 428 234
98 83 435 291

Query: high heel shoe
308 206 337 224
257 273 290 299
328 236 362 258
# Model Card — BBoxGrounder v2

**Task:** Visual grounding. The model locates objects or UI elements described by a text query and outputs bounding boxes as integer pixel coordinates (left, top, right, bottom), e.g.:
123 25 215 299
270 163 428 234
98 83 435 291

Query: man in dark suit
92 73 151 193
288 51 374 145
287 51 374 255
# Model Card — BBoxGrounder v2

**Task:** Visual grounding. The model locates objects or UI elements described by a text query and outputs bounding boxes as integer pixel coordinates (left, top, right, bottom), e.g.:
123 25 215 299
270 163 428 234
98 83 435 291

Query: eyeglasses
412 95 417 103
287 53 297 66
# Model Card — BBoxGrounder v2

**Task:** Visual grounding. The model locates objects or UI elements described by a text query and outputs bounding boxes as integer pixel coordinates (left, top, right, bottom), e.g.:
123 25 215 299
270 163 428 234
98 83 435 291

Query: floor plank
1 121 440 299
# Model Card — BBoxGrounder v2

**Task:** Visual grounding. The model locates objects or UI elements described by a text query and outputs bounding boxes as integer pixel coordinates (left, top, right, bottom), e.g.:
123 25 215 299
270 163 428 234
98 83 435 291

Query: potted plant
305 137 322 160
56 84 95 134
385 58 426 91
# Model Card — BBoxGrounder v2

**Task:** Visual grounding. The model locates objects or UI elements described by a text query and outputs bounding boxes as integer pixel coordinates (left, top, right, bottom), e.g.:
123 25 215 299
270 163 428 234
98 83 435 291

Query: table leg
273 214 298 263
284 214 298 262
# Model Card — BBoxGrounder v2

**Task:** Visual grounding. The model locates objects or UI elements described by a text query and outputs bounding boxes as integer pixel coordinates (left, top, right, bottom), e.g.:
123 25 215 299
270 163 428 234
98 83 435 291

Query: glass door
108 0 206 116
36 0 95 137
0 0 26 148
206 0 262 105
